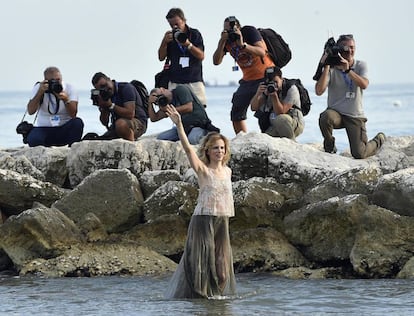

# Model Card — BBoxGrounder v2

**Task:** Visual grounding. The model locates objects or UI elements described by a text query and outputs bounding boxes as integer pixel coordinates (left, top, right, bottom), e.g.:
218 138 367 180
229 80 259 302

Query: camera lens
267 84 276 93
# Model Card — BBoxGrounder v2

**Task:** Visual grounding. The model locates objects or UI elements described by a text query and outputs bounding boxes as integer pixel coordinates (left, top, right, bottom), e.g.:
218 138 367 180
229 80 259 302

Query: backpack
130 80 149 117
258 28 292 68
281 78 312 116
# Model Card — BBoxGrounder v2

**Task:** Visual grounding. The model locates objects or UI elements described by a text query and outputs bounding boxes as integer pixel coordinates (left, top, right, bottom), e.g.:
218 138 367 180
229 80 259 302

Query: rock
397 257 414 278
371 167 414 216
66 138 189 187
231 228 309 273
1 134 414 278
8 146 69 186
0 203 83 269
272 266 344 279
139 169 181 199
19 243 176 277
124 214 188 259
0 169 65 216
143 180 198 223
350 206 414 278
53 168 144 233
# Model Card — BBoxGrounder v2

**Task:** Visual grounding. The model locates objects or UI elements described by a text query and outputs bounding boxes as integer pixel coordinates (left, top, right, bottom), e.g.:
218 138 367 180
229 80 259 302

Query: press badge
346 92 356 99
50 115 61 126
179 57 189 68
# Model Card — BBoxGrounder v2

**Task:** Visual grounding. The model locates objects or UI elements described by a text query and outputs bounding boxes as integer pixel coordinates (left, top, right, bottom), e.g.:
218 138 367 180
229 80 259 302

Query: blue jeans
27 117 84 147
157 126 207 145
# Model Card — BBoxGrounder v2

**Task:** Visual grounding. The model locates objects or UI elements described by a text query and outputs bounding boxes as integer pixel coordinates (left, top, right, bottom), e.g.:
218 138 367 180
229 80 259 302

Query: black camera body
90 88 111 105
16 121 33 144
324 37 349 66
264 67 277 93
156 95 169 107
227 16 240 42
46 79 63 94
173 26 188 44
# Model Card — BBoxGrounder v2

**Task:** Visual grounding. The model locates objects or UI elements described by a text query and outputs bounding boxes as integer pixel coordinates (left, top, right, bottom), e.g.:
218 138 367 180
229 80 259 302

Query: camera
46 79 63 94
227 16 240 42
264 67 277 93
90 88 111 105
155 95 168 107
173 26 188 44
324 37 349 66
16 121 33 144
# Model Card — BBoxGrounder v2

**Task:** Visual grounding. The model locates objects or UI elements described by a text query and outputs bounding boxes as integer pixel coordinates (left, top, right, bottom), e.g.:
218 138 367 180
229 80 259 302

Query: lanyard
341 71 353 91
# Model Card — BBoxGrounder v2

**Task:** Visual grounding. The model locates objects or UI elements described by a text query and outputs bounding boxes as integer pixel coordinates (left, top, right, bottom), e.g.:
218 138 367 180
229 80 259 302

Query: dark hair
166 8 186 21
91 72 109 85
338 34 354 43
224 16 240 27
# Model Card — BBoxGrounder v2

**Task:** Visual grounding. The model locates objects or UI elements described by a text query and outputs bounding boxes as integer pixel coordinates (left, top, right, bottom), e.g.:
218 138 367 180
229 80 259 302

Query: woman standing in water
164 104 236 299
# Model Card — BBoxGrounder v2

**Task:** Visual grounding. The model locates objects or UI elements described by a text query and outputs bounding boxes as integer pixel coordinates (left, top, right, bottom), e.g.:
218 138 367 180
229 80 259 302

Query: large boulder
66 138 189 187
371 167 414 216
0 169 65 215
9 146 69 186
53 168 144 233
231 227 309 273
0 203 82 269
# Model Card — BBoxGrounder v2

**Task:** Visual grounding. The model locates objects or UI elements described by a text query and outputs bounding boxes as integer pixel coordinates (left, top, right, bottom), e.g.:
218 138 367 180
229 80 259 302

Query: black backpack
258 28 292 68
281 78 312 116
130 80 149 116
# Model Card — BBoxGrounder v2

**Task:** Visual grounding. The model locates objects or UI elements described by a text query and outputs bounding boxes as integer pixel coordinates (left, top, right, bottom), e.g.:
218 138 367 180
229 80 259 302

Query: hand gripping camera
227 16 240 42
46 79 63 94
155 95 169 107
324 37 350 66
264 67 277 93
90 88 112 105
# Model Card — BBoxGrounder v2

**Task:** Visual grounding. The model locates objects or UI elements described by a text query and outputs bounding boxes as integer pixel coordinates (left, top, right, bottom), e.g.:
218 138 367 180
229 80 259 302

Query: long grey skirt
165 215 236 299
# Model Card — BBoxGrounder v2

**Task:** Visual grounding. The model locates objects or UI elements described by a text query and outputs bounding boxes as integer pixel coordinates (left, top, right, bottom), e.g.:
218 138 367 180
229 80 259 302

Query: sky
1 0 413 92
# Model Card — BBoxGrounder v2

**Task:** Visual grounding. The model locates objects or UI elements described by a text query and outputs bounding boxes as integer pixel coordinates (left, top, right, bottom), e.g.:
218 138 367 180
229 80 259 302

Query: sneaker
323 138 337 154
373 132 386 148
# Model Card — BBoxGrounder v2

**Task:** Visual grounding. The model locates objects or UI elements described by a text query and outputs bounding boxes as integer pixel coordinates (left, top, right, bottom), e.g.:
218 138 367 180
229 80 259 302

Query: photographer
91 72 147 141
314 34 385 158
157 8 207 106
250 67 304 140
148 85 218 145
213 16 274 135
26 66 84 147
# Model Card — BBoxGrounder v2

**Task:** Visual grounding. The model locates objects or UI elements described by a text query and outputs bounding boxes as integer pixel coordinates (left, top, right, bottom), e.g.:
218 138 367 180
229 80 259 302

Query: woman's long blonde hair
198 132 231 165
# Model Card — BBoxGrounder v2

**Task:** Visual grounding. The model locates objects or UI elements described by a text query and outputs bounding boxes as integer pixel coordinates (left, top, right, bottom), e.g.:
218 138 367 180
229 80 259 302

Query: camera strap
46 93 60 115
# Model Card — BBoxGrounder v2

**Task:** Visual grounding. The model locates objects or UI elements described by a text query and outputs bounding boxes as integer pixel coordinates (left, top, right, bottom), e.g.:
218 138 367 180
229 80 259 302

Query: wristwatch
344 68 352 74
109 103 116 110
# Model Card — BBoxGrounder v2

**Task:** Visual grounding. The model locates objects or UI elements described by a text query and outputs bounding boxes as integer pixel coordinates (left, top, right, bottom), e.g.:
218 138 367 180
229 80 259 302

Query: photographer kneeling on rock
89 72 148 141
314 34 385 158
250 66 304 140
148 85 219 145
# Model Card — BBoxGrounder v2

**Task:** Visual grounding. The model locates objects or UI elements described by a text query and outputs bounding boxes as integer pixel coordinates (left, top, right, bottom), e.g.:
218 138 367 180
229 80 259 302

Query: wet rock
53 168 144 233
0 203 83 268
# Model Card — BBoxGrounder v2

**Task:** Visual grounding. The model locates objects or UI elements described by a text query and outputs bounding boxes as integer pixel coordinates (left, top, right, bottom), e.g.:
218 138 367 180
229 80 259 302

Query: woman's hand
165 104 181 125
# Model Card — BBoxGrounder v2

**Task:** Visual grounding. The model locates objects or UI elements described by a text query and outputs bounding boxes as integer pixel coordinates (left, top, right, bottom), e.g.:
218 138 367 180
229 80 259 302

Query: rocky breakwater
0 133 413 279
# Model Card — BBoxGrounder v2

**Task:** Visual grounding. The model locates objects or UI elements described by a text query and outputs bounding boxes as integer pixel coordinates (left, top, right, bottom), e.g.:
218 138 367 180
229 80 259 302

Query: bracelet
187 43 193 50
109 103 116 111
344 68 352 74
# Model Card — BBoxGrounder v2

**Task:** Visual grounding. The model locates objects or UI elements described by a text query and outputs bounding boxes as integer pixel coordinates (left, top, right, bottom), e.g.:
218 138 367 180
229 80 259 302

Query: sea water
1 273 413 315
1 84 414 315
1 83 414 150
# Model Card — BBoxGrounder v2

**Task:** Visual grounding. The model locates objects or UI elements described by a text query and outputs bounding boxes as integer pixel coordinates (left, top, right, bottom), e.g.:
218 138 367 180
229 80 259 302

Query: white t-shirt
31 82 78 127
